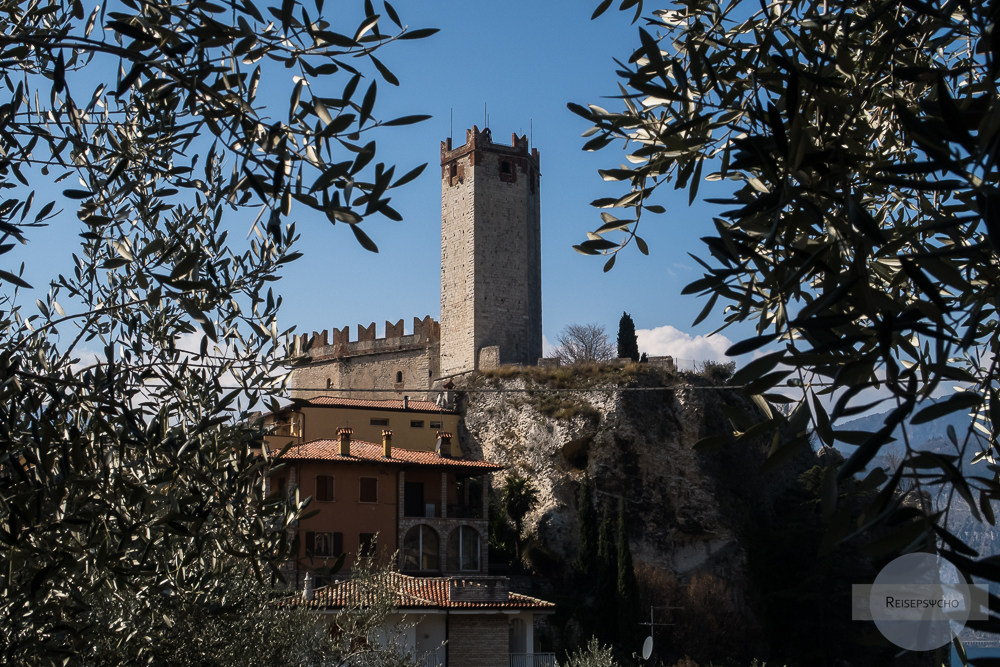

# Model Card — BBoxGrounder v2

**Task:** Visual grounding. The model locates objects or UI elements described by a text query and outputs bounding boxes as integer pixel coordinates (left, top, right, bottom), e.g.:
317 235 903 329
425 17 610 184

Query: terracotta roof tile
309 396 453 413
296 573 554 611
272 439 503 471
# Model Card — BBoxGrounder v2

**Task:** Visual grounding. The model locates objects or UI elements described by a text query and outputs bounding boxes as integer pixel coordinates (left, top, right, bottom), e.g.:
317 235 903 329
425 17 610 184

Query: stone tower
439 126 542 377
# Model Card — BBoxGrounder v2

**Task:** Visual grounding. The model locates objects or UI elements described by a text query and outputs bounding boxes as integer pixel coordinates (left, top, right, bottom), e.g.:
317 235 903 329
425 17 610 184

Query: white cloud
636 325 733 364
542 334 557 358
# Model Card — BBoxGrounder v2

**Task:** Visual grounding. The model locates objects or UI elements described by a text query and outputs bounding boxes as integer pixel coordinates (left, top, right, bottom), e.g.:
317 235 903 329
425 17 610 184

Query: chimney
382 429 392 458
302 571 314 601
436 431 453 459
403 395 409 410
338 427 353 456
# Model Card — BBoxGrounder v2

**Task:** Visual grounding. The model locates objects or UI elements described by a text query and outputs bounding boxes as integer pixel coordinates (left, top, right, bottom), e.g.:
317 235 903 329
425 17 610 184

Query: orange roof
308 396 454 413
297 573 554 611
272 439 502 472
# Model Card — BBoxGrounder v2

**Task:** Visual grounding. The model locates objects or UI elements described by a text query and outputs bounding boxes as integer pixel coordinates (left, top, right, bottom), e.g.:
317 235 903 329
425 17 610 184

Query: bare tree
554 323 616 365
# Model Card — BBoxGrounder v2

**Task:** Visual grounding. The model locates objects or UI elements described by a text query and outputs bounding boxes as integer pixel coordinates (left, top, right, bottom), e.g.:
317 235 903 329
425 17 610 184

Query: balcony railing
402 504 485 520
447 503 485 519
267 424 301 437
510 654 557 667
417 647 446 667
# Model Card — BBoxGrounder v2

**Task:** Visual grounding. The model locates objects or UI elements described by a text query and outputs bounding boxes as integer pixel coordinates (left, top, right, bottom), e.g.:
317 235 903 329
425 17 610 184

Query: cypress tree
617 312 640 361
574 475 597 575
594 502 618 642
616 499 640 651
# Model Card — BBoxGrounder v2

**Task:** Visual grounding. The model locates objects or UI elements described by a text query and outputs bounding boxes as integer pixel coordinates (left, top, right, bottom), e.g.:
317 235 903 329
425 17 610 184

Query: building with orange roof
266 425 502 587
262 395 461 456
296 572 556 667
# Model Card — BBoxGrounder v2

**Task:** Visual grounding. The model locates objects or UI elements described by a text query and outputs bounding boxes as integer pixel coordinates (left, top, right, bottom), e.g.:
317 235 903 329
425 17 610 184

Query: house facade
263 416 500 585
299 573 556 667
263 395 461 456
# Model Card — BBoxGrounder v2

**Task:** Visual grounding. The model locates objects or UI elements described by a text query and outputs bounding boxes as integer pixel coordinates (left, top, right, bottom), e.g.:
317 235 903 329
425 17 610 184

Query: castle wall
289 317 440 401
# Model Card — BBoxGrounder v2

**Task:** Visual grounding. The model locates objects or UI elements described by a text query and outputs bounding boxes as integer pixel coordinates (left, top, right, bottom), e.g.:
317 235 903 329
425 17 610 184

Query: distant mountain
834 401 987 474
835 403 999 567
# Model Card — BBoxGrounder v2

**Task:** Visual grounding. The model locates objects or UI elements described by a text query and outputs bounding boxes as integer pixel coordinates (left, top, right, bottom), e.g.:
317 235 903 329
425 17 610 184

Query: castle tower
439 126 542 377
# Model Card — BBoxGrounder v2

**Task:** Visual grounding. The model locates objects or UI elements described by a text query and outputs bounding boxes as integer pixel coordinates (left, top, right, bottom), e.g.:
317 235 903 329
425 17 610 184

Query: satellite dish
641 635 653 661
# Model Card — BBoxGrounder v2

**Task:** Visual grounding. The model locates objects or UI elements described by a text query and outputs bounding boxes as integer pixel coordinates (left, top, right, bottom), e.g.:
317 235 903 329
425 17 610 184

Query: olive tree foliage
571 0 1000 619
0 0 434 660
86 576 337 665
561 637 618 667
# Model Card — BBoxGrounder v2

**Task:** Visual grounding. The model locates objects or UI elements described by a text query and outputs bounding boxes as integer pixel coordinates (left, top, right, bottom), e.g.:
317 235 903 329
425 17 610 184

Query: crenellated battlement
441 125 540 172
296 316 440 360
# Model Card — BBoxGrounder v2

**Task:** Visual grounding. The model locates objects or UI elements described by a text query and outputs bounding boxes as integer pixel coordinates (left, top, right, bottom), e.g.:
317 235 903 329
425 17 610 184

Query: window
402 525 439 571
395 370 403 383
499 159 516 183
359 477 378 503
306 531 343 558
370 418 389 426
316 475 334 502
430 420 442 429
410 420 424 428
404 481 425 517
447 526 481 572
359 532 377 555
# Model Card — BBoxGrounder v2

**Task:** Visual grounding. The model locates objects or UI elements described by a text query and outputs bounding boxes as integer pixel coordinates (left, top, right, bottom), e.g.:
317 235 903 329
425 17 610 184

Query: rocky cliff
457 364 803 585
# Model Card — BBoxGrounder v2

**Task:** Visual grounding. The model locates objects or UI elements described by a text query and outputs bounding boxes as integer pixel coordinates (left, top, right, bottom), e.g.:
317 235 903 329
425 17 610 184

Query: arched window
396 370 403 383
326 378 332 389
447 525 481 572
402 524 439 571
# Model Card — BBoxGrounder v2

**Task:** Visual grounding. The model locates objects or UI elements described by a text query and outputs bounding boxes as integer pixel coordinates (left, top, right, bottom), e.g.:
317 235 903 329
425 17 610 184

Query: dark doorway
404 482 425 517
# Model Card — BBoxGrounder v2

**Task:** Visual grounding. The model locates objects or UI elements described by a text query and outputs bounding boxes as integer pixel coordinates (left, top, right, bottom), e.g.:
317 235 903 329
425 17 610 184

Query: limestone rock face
458 369 800 580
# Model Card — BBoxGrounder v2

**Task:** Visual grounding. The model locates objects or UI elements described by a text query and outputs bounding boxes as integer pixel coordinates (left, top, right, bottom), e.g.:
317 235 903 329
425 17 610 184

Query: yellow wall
265 405 461 456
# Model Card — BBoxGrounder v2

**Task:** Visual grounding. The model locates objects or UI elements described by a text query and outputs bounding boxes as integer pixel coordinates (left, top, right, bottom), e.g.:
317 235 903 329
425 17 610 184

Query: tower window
448 162 459 186
396 370 403 383
499 158 516 183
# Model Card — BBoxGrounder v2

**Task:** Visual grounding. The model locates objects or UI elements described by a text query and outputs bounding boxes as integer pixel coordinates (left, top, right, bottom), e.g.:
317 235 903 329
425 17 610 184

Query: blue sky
11 0 744 365
273 0 742 364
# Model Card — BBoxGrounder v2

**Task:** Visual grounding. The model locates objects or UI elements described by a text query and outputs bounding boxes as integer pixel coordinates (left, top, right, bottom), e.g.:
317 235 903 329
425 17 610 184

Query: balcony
417 647 445 667
446 502 484 519
414 652 556 667
510 654 557 667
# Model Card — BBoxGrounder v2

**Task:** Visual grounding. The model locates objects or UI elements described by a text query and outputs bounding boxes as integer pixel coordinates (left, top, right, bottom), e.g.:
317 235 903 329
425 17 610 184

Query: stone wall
448 614 509 667
290 345 438 401
289 317 440 400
